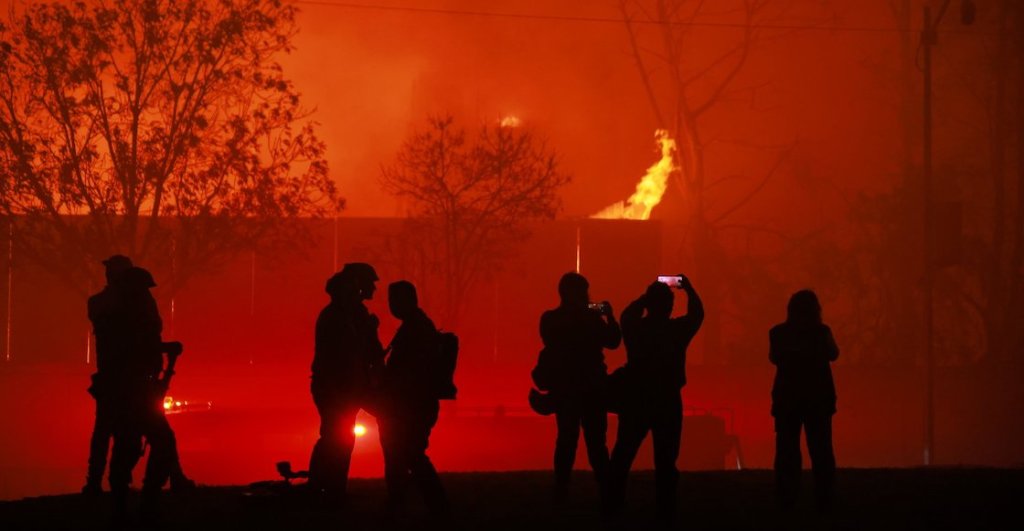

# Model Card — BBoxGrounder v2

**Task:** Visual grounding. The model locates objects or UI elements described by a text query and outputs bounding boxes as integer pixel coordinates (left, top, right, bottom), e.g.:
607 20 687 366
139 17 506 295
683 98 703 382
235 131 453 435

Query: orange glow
163 397 173 410
591 129 677 220
353 424 367 437
499 115 521 128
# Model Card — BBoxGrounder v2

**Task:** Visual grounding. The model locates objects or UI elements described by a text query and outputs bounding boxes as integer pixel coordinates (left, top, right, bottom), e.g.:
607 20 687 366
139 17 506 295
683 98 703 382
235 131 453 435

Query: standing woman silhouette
769 290 839 510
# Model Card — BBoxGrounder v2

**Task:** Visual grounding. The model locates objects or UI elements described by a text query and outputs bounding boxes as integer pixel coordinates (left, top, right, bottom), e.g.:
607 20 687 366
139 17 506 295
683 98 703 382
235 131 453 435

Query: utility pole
921 3 936 467
920 0 974 467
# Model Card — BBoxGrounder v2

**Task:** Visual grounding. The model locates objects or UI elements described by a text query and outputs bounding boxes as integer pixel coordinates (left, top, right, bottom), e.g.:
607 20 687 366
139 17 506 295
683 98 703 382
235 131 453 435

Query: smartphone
588 302 608 312
657 275 684 288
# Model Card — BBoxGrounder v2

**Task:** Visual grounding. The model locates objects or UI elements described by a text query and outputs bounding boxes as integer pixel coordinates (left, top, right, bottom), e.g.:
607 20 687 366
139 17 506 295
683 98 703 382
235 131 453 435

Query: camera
163 341 184 357
588 302 609 312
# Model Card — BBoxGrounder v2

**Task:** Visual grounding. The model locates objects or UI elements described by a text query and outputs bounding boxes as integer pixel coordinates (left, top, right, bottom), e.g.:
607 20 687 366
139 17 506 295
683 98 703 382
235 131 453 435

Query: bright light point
163 397 173 410
500 115 521 128
353 424 367 437
175 401 182 407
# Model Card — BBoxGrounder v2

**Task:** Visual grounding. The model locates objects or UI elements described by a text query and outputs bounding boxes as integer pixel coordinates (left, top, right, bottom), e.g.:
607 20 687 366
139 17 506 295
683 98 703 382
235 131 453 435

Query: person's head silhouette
388 280 418 320
786 289 822 326
645 281 674 319
102 254 133 286
122 266 157 294
558 272 589 308
326 262 379 302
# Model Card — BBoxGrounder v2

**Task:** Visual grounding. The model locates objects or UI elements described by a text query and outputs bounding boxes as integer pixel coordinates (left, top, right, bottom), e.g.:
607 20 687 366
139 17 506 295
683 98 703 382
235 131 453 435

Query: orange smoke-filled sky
0 0 977 228
282 0 911 221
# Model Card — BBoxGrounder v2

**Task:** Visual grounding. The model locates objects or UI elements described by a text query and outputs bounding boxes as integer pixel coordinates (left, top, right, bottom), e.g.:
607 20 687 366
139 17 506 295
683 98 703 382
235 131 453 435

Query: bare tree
0 0 339 293
380 115 570 325
619 0 797 361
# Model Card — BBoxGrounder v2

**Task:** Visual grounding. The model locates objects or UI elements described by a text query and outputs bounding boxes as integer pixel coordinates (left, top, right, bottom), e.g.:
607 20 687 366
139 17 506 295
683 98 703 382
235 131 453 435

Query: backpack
435 330 459 400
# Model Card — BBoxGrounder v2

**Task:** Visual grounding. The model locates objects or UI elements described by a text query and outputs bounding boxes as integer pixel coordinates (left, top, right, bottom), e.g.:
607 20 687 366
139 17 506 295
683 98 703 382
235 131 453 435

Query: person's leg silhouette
805 414 835 509
774 415 802 509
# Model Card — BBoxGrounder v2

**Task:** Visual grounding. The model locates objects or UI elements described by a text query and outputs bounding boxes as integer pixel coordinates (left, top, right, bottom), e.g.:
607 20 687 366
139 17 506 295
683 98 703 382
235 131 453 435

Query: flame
591 129 677 220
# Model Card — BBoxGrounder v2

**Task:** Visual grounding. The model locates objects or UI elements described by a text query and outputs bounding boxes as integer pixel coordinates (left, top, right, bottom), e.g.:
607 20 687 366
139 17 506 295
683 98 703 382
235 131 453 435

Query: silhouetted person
84 254 134 495
378 280 450 522
308 262 385 503
105 266 187 523
84 256 194 497
536 272 620 505
607 276 703 526
770 289 839 510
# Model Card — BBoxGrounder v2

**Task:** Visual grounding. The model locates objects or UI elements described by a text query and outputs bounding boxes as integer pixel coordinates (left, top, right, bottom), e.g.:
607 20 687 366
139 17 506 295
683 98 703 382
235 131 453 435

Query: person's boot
81 478 103 496
139 489 162 530
109 487 129 530
170 473 196 493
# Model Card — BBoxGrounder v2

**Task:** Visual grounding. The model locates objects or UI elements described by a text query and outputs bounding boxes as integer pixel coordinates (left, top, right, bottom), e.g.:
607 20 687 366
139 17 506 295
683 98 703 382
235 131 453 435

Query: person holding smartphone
607 274 703 526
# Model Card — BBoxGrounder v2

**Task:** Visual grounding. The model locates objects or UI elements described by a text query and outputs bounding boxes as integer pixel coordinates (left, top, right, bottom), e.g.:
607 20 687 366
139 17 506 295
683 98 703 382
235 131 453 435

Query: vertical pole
492 281 499 363
249 250 256 366
332 215 339 271
5 222 12 362
922 5 935 467
575 225 582 274
169 236 176 338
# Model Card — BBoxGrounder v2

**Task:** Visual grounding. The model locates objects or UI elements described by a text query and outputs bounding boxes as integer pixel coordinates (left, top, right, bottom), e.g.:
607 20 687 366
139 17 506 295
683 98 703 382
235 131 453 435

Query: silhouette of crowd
81 257 839 528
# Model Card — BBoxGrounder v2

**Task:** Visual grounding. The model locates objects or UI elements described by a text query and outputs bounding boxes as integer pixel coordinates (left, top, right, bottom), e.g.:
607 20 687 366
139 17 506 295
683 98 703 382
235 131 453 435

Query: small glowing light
163 397 173 410
499 115 521 128
353 424 367 437
175 401 182 407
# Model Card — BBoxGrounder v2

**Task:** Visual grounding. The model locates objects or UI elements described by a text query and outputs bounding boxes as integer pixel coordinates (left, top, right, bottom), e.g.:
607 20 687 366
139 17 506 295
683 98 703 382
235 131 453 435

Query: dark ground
1 468 1021 530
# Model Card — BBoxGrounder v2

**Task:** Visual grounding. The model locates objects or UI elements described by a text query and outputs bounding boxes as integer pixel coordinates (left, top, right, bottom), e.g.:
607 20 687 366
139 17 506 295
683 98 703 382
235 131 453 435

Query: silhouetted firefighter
97 265 190 523
770 289 839 510
84 254 133 495
307 262 385 504
377 280 452 523
607 275 703 526
534 272 620 505
84 256 194 498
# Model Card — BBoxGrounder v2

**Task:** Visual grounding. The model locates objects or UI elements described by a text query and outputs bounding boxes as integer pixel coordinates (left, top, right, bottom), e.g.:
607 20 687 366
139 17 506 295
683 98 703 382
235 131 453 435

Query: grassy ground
1 468 1021 530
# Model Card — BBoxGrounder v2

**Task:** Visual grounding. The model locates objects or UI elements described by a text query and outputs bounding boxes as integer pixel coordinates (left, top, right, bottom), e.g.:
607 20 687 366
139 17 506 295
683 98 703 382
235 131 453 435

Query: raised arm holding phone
607 274 703 525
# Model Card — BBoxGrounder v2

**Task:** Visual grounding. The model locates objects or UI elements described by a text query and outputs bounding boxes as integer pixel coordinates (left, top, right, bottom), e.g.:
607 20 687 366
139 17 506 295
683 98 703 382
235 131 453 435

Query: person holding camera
769 290 839 510
307 262 386 504
606 275 703 526
104 266 189 523
536 272 621 506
